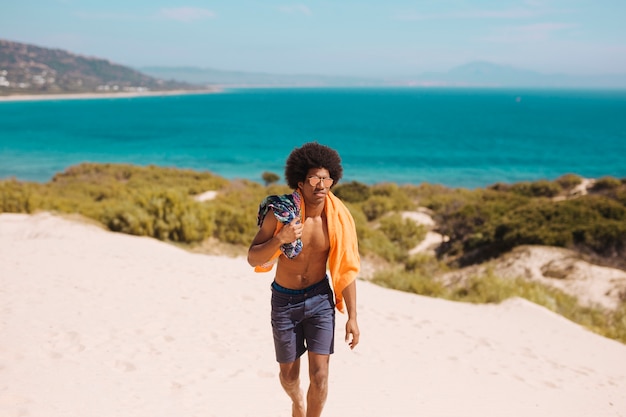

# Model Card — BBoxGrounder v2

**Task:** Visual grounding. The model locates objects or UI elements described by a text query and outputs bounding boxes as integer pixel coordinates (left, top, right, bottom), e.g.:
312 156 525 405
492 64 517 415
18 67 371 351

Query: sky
1 1 625 78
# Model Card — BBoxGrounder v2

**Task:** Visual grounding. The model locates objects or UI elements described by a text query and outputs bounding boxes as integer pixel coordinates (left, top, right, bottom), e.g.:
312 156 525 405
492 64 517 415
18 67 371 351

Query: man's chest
301 216 330 251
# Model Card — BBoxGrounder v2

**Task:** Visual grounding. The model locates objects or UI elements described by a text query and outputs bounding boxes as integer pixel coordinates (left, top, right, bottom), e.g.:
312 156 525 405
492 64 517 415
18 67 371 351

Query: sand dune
441 245 626 310
1 212 625 417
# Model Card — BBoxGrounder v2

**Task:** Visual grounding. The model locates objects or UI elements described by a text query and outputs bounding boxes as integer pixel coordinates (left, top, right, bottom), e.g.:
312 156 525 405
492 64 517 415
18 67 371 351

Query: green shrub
52 163 228 195
101 189 214 242
346 204 404 262
575 221 626 258
361 195 394 221
101 201 156 237
404 253 450 276
613 189 626 207
0 179 43 213
372 268 446 297
378 214 426 250
371 182 414 211
401 183 457 210
531 180 563 197
449 272 518 303
509 180 562 198
208 180 274 245
332 181 371 203
361 229 406 263
261 171 280 186
556 173 583 190
592 176 622 191
605 303 626 343
422 192 465 214
580 195 626 221
212 204 257 245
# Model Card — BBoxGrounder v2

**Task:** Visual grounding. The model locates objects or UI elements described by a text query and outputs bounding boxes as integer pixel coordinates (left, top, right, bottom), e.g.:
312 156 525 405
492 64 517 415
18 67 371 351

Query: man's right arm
247 210 301 267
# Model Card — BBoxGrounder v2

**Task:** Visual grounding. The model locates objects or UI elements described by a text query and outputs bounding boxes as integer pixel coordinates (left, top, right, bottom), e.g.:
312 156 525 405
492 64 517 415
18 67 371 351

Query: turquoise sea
1 88 625 189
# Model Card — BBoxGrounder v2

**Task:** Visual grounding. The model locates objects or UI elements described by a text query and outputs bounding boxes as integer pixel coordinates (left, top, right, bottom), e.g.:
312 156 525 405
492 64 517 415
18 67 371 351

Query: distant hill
142 61 626 89
0 39 202 96
414 61 626 89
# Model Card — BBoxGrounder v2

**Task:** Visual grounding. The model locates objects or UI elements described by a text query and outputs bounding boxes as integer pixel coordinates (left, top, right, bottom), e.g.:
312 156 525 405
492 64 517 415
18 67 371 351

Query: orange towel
254 190 360 313
324 191 361 313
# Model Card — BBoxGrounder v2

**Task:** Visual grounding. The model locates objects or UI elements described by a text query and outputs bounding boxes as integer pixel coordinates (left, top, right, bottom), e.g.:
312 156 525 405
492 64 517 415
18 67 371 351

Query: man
247 142 360 417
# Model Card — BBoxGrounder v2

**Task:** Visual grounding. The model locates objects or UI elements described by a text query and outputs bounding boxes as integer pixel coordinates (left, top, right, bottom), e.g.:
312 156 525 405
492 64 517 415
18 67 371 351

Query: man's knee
309 366 329 390
279 362 300 385
308 355 330 389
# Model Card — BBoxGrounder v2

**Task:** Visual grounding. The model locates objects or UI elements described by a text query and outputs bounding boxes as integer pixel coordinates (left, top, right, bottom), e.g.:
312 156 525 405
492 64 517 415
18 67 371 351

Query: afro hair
284 142 343 190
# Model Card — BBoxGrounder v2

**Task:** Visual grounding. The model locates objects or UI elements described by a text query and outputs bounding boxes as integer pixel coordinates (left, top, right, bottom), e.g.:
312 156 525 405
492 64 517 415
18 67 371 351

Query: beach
1 212 626 417
0 89 218 102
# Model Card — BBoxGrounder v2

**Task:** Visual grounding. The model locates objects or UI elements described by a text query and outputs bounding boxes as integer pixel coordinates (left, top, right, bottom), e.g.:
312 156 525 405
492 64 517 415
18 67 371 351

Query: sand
1 212 626 417
0 89 218 102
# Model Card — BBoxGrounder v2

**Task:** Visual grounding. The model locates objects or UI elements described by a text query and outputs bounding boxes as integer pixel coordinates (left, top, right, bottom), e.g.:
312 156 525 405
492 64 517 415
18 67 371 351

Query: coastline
0 88 221 102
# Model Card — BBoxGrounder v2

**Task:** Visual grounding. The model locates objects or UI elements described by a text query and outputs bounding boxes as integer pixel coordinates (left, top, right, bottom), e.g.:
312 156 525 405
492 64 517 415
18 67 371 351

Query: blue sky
1 1 625 77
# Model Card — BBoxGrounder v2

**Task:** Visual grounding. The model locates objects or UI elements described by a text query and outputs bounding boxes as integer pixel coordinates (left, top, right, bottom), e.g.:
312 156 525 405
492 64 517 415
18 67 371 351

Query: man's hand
345 318 360 350
277 217 302 244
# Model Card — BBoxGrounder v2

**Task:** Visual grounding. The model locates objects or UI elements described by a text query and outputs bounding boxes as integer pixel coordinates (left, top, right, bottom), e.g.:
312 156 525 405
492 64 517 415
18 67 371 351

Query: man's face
298 167 333 204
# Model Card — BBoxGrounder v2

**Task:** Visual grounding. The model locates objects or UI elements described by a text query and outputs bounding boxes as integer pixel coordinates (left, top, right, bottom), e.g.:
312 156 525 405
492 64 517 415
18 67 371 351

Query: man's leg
306 352 330 417
279 358 306 417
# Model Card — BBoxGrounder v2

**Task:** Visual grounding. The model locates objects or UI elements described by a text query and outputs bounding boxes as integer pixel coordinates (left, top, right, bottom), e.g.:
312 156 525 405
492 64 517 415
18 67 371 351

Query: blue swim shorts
270 278 335 363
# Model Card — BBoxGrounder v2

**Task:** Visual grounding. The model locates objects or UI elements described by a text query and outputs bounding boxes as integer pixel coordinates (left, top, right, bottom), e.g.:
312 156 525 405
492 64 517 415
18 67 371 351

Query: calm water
1 88 625 188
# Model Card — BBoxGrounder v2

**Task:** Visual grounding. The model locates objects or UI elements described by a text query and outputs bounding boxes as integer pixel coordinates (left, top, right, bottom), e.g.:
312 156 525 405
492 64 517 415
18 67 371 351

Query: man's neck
304 200 325 218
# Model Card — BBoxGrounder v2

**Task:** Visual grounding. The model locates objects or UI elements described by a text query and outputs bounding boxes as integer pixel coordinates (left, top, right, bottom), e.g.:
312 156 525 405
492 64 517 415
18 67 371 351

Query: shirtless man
248 142 360 417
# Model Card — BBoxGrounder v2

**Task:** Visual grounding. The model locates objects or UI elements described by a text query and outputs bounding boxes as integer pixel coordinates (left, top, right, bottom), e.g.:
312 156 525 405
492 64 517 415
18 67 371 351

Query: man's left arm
342 280 360 349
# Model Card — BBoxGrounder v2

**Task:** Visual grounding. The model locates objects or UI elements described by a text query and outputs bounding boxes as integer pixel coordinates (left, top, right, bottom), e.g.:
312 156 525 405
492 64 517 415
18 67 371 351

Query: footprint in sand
543 380 558 388
114 360 137 372
44 330 86 358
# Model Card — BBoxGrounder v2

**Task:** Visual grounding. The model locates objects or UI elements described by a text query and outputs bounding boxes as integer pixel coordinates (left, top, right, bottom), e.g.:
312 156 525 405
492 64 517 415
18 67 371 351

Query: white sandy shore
1 212 626 417
0 89 218 102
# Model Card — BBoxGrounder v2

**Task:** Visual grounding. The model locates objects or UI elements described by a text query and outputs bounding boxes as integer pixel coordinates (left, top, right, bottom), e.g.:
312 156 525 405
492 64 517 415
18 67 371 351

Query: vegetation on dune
415 175 626 270
2 164 626 343
2 163 229 243
373 267 626 344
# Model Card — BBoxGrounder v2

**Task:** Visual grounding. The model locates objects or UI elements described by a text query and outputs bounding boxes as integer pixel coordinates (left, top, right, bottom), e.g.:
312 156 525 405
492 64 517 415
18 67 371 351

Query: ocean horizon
1 87 625 189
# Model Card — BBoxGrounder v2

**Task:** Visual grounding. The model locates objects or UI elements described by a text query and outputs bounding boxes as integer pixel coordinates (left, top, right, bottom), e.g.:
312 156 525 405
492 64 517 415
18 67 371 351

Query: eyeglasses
307 176 334 188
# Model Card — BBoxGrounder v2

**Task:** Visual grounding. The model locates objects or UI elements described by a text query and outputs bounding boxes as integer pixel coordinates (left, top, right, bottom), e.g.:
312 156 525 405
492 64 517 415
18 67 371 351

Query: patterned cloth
256 191 303 259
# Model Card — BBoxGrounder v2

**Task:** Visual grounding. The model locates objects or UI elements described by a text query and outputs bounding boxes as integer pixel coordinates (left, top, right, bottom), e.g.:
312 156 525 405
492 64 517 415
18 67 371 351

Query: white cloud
277 4 312 16
157 7 216 22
